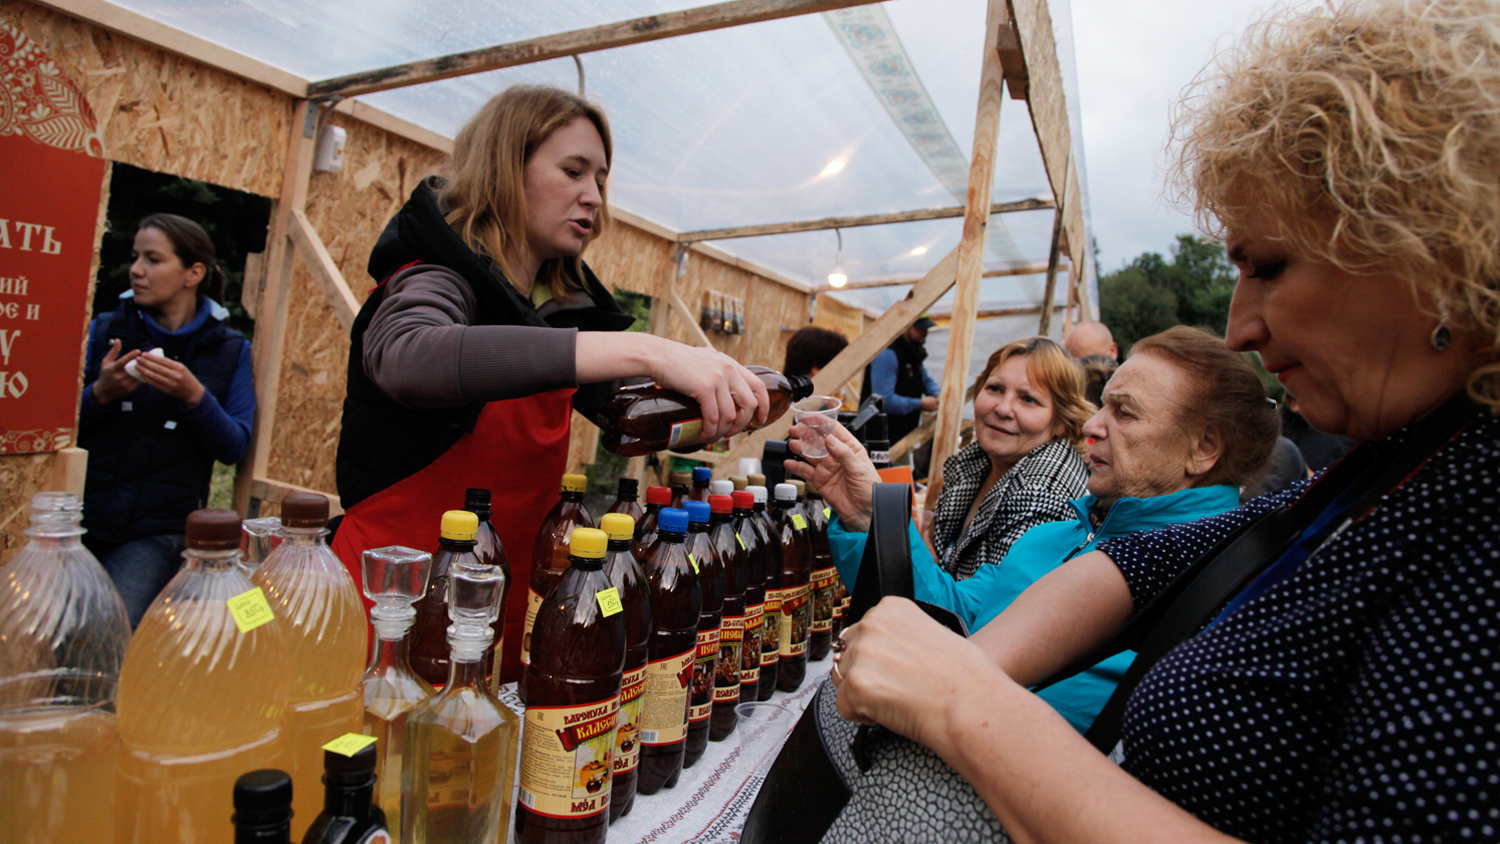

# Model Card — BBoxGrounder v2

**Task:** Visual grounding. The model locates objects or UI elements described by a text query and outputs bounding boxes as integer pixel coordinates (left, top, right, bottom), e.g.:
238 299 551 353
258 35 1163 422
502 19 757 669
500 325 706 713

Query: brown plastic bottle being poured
593 367 814 457
519 473 594 704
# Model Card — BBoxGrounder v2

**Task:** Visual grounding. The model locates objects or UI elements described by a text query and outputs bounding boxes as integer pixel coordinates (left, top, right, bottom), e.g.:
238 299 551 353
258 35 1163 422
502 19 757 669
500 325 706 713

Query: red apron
332 389 575 685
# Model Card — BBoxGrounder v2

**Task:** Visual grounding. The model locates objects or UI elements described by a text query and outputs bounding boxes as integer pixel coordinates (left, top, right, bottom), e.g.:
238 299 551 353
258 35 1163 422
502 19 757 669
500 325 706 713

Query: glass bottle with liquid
729 491 767 709
770 483 813 693
707 494 747 742
239 516 282 576
410 508 501 690
600 513 651 823
117 509 290 843
232 769 293 844
632 485 671 557
688 467 712 503
634 508 700 795
798 481 837 662
465 488 509 687
303 741 388 844
360 545 434 835
681 500 722 769
402 559 518 843
668 470 691 510
606 477 644 524
747 485 782 700
521 473 594 703
517 527 625 844
252 492 366 840
594 367 815 457
0 492 130 844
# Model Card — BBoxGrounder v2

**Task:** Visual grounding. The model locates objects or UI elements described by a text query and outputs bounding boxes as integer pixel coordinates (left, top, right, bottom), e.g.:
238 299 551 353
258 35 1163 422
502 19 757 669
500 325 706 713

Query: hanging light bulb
828 228 848 288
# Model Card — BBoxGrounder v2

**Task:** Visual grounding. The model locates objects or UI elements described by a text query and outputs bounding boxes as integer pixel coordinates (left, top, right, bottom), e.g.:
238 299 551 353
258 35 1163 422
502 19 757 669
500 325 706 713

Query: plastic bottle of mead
667 470 692 510
681 500 723 769
729 491 767 709
770 483 813 693
360 545 435 837
796 480 837 662
521 473 594 704
402 547 518 843
117 509 290 844
593 367 815 457
634 508 700 795
600 513 652 823
0 492 130 844
252 492 366 841
606 477 645 524
631 485 671 557
708 494 747 742
410 504 500 690
746 485 782 701
688 467 713 503
517 527 626 844
465 487 510 689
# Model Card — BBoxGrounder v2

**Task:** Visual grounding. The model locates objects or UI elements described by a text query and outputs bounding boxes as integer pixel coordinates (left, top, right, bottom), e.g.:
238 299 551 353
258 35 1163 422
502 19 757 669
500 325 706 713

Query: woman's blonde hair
441 85 612 299
968 336 1094 454
1171 0 1500 409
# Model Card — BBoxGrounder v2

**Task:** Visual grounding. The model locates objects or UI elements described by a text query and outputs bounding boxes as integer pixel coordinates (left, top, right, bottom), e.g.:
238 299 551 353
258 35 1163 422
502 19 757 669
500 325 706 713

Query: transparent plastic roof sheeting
108 0 1092 314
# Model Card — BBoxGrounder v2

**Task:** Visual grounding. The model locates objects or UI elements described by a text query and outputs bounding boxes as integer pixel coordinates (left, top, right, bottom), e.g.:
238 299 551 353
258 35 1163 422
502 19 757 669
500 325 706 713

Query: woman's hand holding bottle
784 422 880 532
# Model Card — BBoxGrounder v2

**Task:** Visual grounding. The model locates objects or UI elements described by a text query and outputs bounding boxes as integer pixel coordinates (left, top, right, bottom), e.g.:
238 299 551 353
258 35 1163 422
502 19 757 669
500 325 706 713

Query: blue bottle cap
684 500 711 523
658 507 689 533
692 467 712 483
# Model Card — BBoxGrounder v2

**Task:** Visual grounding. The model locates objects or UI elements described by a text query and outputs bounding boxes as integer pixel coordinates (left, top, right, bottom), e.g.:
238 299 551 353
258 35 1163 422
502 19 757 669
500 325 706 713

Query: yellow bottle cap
600 512 635 541
561 473 588 493
570 527 608 559
440 510 478 541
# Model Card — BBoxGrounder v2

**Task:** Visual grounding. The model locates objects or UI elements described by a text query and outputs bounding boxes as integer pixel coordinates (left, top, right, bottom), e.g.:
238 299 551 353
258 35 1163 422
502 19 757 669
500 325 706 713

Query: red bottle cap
731 490 755 509
645 485 671 506
709 494 733 514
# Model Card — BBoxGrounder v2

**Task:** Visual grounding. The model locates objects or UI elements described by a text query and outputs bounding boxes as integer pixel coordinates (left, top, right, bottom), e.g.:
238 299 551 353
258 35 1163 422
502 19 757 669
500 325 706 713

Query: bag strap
1077 394 1478 753
847 483 915 626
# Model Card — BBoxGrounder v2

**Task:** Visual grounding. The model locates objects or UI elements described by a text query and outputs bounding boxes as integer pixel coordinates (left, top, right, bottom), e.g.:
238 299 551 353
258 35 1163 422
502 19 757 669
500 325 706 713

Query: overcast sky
1071 0 1295 273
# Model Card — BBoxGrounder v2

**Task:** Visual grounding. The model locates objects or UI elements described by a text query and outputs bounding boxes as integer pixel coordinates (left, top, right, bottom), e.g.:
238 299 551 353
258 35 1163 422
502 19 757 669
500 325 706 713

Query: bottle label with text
714 614 744 701
613 665 646 774
688 627 721 723
740 603 764 684
667 418 704 448
760 589 783 664
519 695 619 819
779 584 811 658
639 648 694 746
811 567 838 633
520 588 545 666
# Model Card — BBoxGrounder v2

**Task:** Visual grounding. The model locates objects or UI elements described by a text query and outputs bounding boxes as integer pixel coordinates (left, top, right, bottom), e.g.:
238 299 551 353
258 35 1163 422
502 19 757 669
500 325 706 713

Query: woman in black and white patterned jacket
830 2 1500 842
924 336 1094 581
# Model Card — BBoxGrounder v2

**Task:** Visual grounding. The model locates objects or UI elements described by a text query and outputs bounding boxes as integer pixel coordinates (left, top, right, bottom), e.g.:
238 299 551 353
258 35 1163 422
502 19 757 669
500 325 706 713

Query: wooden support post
1063 263 1078 335
249 477 345 517
48 447 88 496
889 421 934 463
1037 157 1072 338
288 207 360 331
927 0 1008 502
234 99 316 514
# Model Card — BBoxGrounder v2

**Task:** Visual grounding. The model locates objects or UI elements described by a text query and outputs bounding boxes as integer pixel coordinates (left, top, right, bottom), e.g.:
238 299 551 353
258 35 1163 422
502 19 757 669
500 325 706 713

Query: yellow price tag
736 532 746 550
322 733 378 757
688 553 699 574
596 587 623 617
824 507 832 519
226 587 275 634
791 514 808 530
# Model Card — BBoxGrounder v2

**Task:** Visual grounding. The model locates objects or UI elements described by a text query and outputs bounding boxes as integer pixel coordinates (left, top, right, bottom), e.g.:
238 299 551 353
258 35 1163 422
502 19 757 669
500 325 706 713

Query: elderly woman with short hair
822 1 1500 841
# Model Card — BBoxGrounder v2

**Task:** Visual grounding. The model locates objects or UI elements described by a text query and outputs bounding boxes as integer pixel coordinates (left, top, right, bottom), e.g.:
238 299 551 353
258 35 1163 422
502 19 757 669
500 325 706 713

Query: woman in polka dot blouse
829 2 1500 842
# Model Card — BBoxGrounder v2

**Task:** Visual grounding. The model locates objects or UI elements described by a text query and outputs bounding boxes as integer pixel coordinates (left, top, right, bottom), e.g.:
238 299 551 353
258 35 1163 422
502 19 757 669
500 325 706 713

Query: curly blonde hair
1170 0 1500 408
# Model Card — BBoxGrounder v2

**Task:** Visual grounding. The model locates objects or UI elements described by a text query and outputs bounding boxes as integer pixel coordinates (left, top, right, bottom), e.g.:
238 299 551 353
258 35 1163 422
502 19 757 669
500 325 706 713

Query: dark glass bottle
517 528 625 844
730 491 767 709
707 494 747 742
232 769 293 844
748 485 782 701
302 742 388 844
806 482 844 642
600 513 651 824
681 500 722 769
465 487 509 687
520 473 595 703
770 483 812 693
801 482 837 662
865 412 892 470
633 485 671 557
594 367 815 457
688 467 712 503
635 508 700 795
410 510 494 688
668 471 692 510
606 477 645 525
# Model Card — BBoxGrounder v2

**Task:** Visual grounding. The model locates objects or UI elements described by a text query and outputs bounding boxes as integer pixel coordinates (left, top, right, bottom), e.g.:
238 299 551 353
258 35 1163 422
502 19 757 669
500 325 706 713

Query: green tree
1098 234 1237 351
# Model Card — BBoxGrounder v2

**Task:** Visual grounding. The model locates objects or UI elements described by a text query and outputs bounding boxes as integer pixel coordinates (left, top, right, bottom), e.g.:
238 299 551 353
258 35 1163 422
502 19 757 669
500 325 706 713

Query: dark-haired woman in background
79 213 255 626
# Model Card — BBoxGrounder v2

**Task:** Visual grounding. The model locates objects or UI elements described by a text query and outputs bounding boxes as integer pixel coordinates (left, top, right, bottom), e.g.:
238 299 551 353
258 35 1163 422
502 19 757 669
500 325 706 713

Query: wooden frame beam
676 198 1053 243
928 0 1009 499
808 261 1064 292
307 0 886 98
250 478 344 517
1037 156 1071 337
288 208 360 331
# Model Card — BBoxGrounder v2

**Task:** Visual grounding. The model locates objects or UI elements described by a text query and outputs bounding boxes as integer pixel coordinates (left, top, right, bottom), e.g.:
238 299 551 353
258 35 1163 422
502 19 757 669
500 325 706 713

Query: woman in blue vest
789 325 1280 732
79 213 256 627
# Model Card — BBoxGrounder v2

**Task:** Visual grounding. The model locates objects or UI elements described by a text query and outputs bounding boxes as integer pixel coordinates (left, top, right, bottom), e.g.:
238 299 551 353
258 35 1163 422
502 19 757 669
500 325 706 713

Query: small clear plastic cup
735 701 795 779
791 396 843 459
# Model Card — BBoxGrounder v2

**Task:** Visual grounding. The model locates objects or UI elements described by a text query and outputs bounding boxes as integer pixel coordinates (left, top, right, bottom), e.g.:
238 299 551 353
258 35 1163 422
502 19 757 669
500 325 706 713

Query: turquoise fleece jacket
826 484 1241 733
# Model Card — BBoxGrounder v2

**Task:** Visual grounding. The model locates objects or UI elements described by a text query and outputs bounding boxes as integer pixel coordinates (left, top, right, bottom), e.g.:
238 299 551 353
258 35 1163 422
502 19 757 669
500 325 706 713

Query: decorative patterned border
0 21 105 157
0 427 73 454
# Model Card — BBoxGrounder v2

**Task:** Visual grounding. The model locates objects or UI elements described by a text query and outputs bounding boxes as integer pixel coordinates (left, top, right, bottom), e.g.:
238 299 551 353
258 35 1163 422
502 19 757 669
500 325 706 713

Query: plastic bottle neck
687 521 710 535
658 530 686 544
570 555 605 572
788 374 815 401
24 509 85 542
467 507 492 523
606 539 632 553
322 774 377 820
709 512 732 526
561 490 584 503
439 537 478 553
184 547 243 571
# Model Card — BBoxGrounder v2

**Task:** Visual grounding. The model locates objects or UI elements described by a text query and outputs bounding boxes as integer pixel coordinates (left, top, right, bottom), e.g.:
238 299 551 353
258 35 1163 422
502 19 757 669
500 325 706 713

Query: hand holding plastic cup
791 396 843 459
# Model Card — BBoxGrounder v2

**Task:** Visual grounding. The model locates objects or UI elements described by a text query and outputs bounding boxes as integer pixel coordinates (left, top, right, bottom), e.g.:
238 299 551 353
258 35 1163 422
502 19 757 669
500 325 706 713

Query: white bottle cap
710 480 734 496
748 485 768 505
774 483 798 502
738 458 762 478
